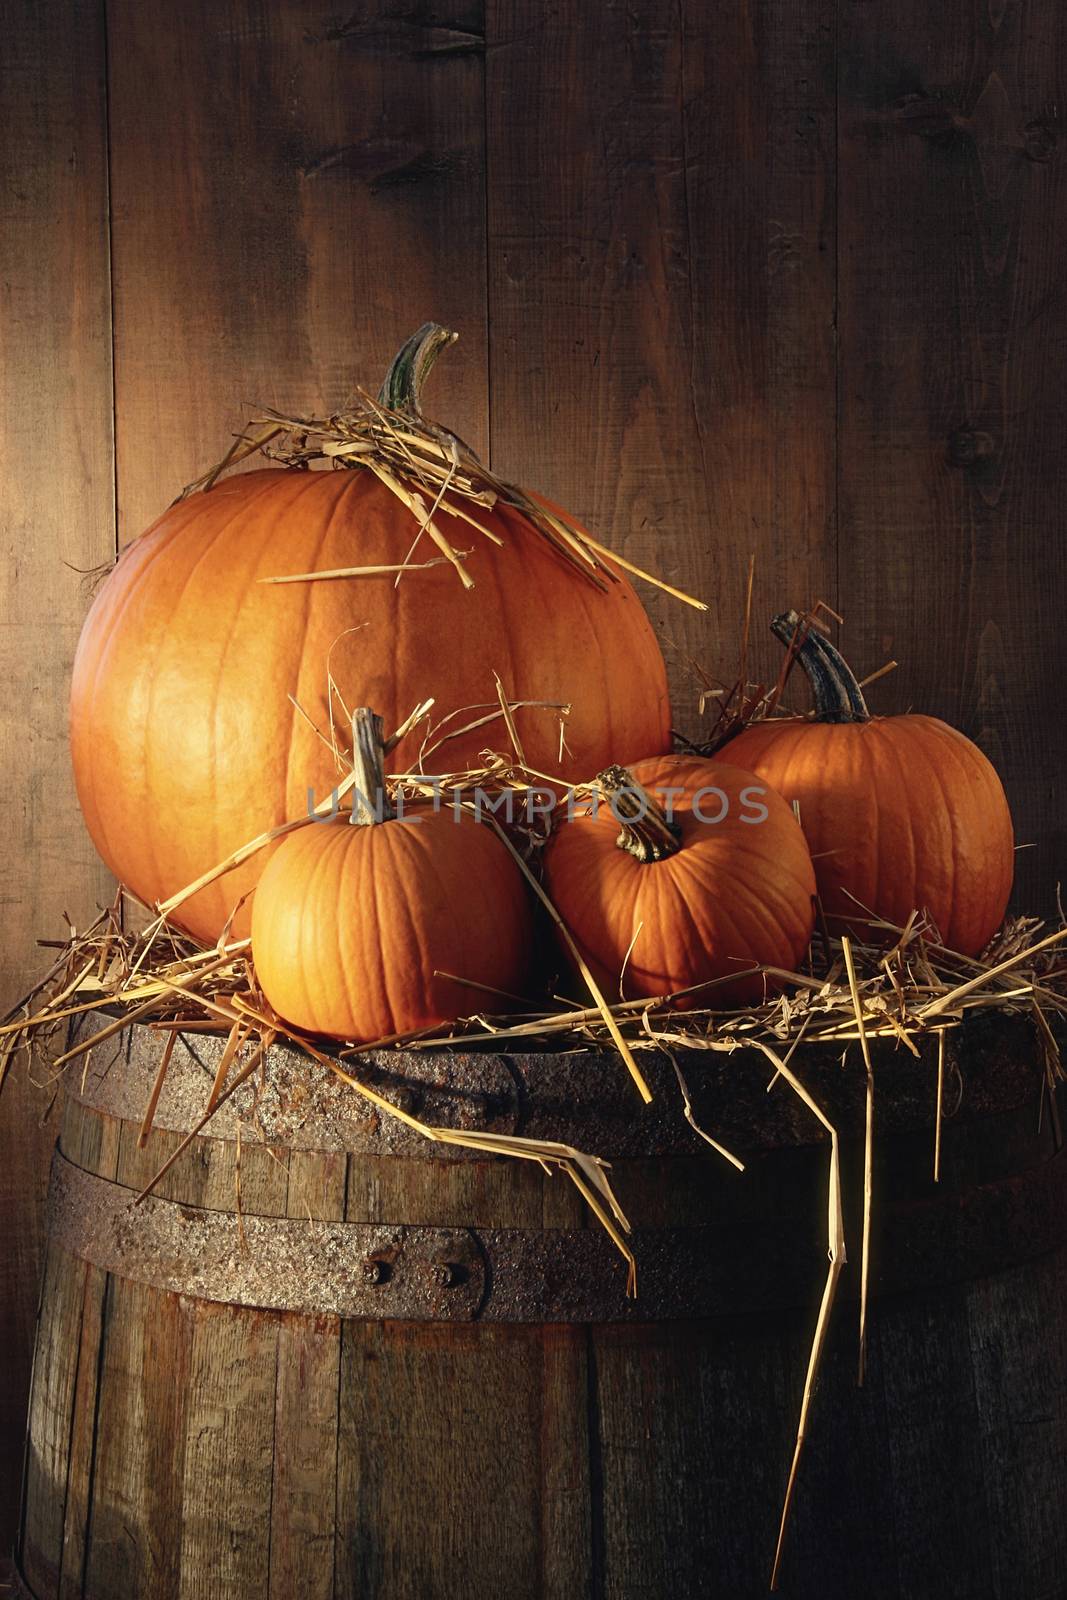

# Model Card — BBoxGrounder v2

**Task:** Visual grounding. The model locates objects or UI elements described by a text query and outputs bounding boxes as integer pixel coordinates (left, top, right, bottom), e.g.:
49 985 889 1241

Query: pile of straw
5 863 1063 1589
12 380 1061 1582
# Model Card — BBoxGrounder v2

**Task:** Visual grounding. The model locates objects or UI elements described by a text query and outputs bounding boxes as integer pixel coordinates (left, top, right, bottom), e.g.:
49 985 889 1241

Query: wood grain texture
541 1328 592 1598
20 1249 87 1597
588 1317 801 1597
178 1301 278 1599
836 0 1067 913
16 1044 1066 1597
485 0 837 742
6 0 1067 1565
678 0 839 712
115 1116 289 1216
105 0 490 540
0 0 114 1547
83 1277 191 1600
345 1149 546 1227
268 1144 342 1600
966 1248 1067 1600
58 1264 109 1600
335 1321 548 1599
270 1311 341 1600
878 1288 996 1600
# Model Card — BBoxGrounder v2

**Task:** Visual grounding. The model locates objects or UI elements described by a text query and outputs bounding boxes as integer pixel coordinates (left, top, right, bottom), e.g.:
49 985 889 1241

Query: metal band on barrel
48 1146 1066 1324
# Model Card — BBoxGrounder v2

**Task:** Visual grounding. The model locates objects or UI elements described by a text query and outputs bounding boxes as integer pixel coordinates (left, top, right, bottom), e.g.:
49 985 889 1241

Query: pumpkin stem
350 708 394 825
596 764 682 863
772 610 871 724
378 324 459 416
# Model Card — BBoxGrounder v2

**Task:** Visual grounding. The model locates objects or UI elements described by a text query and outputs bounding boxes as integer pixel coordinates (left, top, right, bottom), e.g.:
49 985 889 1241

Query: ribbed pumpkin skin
250 809 531 1042
543 755 816 1006
722 715 1014 955
70 469 670 944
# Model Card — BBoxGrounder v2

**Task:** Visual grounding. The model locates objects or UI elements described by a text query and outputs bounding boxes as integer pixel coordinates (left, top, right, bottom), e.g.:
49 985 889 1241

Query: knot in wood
947 428 995 468
1023 120 1056 163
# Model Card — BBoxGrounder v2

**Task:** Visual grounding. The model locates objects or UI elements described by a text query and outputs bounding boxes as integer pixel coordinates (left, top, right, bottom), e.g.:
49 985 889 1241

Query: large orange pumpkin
70 327 671 944
721 612 1014 955
543 755 816 1006
251 710 532 1041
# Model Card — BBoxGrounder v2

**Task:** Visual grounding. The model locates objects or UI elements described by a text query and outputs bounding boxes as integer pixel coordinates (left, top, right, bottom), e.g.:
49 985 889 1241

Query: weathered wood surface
15 1019 1067 1598
0 0 114 1550
836 0 1067 911
105 0 489 536
4 0 1067 1558
486 0 838 739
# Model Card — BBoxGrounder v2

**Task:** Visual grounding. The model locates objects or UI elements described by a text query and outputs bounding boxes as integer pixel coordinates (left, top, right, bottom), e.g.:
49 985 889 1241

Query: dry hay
10 523 1061 1582
5 735 1064 1588
178 326 706 613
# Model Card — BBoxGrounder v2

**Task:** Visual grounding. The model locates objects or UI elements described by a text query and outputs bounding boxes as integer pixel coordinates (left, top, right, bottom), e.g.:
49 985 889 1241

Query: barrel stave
14 1013 1066 1599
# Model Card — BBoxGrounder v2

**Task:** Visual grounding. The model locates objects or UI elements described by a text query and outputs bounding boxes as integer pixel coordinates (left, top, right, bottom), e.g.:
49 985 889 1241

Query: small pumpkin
71 325 671 945
251 709 532 1041
721 612 1014 955
543 756 816 1006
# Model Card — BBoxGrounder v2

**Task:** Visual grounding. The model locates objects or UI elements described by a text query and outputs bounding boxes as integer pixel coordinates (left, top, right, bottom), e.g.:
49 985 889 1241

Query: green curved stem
771 611 870 724
597 765 681 863
378 324 459 415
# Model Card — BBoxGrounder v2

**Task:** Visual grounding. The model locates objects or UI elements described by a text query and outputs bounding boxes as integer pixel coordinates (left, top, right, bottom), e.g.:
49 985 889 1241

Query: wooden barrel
14 1010 1066 1599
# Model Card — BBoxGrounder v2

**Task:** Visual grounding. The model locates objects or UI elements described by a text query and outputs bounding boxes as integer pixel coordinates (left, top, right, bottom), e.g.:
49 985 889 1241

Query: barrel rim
66 1007 1049 1160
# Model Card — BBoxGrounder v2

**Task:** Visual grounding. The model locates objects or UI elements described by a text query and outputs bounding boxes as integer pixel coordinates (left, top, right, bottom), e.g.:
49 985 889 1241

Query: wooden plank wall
1 0 1064 1545
0 0 115 1540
